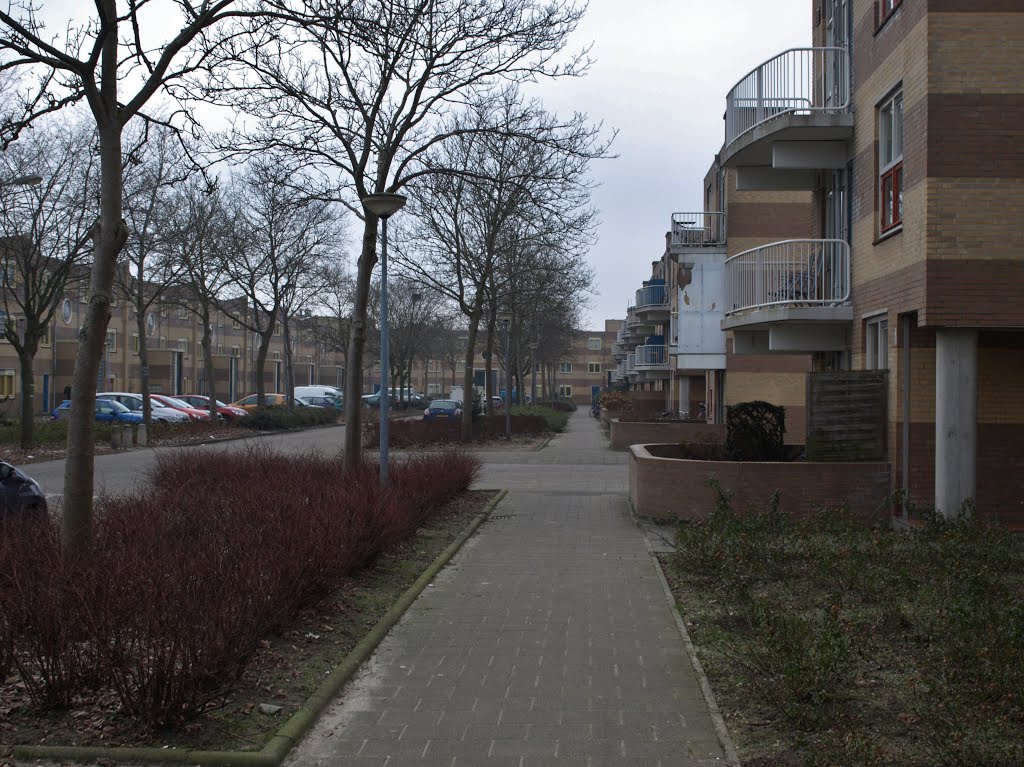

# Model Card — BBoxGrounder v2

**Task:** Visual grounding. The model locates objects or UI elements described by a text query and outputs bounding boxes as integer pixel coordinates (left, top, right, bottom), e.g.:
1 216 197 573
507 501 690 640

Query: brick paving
286 411 727 766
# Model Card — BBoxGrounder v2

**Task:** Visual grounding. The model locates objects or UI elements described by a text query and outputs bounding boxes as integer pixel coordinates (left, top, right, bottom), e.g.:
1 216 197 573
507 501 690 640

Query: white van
293 385 344 408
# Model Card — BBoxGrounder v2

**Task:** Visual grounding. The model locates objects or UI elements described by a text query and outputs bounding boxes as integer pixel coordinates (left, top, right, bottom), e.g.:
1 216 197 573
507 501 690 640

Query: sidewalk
286 411 729 766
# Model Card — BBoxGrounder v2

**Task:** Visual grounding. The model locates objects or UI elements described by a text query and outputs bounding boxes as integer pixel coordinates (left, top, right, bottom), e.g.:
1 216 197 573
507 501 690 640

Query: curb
7 488 508 767
640 527 743 767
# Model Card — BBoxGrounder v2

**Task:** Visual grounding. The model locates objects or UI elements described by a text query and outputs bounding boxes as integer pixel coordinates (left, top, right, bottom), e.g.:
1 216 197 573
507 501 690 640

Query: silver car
96 391 191 423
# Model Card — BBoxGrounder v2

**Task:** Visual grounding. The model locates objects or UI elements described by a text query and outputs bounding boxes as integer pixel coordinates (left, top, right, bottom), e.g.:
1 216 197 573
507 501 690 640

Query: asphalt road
25 415 629 506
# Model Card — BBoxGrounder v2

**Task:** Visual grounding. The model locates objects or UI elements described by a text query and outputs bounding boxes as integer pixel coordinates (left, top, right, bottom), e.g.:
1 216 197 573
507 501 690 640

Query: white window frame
865 315 889 370
558 384 572 398
587 337 601 351
558 361 572 374
588 362 601 374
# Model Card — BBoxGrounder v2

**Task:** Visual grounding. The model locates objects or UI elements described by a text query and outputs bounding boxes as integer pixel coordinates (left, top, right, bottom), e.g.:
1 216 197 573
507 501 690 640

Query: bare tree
387 280 449 407
220 157 337 403
398 94 605 438
202 0 590 466
0 0 269 555
117 122 190 425
166 176 238 421
0 117 96 447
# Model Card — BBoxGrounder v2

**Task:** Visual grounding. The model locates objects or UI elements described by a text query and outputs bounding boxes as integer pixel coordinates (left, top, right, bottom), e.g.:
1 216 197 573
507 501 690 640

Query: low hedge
235 405 339 430
510 405 569 432
534 399 577 413
0 446 479 725
365 413 550 447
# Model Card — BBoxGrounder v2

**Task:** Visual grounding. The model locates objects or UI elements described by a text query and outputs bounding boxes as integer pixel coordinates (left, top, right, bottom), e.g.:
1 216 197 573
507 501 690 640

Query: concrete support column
678 376 690 417
935 329 977 518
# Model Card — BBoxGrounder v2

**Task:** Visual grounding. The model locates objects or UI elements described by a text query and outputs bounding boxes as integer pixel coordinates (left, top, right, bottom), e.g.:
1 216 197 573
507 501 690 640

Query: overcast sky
34 0 809 330
530 0 811 328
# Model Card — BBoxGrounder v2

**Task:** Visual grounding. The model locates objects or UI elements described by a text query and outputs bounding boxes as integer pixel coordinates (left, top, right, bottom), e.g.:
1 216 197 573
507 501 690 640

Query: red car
175 394 249 421
150 394 212 421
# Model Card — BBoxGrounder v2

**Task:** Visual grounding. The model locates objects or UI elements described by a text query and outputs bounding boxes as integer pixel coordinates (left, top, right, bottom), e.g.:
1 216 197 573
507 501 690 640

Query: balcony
670 212 726 251
625 351 638 379
721 48 853 188
722 239 853 353
634 282 669 322
634 343 670 380
624 306 654 342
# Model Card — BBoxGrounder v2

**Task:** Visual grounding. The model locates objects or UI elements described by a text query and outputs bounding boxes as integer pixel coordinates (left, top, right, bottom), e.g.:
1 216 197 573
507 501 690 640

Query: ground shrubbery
236 405 339 430
509 405 568 433
0 446 479 725
668 482 1024 765
365 407 565 447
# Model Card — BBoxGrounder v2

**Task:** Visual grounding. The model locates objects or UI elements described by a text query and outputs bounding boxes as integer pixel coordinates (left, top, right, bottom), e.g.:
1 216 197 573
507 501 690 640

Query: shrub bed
235 405 339 430
0 446 479 725
665 487 1024 765
365 411 557 447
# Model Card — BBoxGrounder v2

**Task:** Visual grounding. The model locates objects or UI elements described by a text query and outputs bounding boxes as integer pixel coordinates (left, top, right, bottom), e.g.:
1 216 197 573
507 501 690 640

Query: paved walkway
286 412 727 766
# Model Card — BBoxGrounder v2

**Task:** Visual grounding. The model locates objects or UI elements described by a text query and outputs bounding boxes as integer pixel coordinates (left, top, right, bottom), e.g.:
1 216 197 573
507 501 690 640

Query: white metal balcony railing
670 212 726 247
626 351 637 374
725 47 850 148
634 344 668 368
724 239 850 314
635 283 668 309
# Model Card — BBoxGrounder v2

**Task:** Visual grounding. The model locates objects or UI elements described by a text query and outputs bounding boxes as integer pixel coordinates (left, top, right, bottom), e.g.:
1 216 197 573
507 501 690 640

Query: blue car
422 399 463 421
51 398 144 424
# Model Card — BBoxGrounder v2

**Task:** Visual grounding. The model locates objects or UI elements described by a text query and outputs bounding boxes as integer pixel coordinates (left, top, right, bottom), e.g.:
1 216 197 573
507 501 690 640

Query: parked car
423 399 463 421
0 460 47 520
231 393 289 411
150 393 212 421
490 395 505 410
294 386 343 408
52 398 145 424
361 392 381 409
296 395 337 408
174 394 249 421
96 391 191 423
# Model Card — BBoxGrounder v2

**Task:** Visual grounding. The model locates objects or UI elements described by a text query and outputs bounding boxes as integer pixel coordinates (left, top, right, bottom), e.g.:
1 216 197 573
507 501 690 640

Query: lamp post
362 193 407 485
496 311 512 440
529 340 539 405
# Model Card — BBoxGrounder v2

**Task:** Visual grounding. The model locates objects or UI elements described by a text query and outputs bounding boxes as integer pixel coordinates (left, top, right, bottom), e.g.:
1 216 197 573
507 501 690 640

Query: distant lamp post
529 340 539 404
496 311 513 441
362 192 407 485
0 175 42 188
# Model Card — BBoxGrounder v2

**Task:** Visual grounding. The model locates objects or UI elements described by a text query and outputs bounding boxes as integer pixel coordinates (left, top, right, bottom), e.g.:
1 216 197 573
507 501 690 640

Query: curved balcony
722 239 853 347
634 343 670 380
634 283 669 322
722 48 852 172
670 212 726 249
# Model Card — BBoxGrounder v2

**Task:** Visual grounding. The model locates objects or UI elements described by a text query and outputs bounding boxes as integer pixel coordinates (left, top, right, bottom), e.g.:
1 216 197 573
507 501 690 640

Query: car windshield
100 399 130 413
160 397 192 408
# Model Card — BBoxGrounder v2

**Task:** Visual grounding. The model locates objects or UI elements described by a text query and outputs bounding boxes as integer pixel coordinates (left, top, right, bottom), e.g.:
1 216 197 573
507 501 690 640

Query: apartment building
403 321 624 406
0 282 345 416
615 0 1024 523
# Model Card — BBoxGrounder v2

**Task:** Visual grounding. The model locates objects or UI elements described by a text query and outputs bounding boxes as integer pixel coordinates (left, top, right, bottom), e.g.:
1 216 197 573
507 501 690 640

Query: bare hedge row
0 447 479 724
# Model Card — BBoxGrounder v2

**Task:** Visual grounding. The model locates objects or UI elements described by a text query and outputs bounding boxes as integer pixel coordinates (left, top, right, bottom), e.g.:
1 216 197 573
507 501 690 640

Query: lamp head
361 193 407 219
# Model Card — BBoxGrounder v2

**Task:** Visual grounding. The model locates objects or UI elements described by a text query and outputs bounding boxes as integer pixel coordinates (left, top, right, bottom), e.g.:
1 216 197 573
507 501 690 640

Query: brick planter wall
609 420 726 451
629 444 891 523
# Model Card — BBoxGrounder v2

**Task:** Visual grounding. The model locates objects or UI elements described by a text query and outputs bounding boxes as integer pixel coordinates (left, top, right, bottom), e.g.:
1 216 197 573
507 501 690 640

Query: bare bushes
0 447 479 724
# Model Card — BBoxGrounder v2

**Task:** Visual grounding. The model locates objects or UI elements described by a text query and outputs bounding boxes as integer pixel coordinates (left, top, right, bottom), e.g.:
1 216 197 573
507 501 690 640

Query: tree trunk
17 341 37 449
201 306 216 421
461 310 482 442
283 318 294 407
255 330 272 401
343 215 380 468
136 299 151 425
62 113 124 558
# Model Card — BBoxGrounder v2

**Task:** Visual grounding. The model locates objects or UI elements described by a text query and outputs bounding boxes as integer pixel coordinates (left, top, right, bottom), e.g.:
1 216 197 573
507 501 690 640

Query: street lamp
529 340 539 405
496 310 512 441
362 192 407 485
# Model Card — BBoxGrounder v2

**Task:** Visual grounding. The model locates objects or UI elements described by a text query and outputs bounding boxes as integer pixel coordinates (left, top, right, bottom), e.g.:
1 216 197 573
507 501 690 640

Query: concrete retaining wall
629 443 891 523
609 420 725 451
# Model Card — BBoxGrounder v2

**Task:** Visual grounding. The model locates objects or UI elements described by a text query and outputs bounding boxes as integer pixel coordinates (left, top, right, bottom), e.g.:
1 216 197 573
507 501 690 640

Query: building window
40 322 51 348
877 0 901 27
0 370 15 398
879 89 903 233
177 338 188 353
865 316 889 370
177 305 188 320
231 345 240 357
132 334 140 354
587 337 601 351
105 329 116 352
159 301 167 318
427 359 441 373
274 322 282 336
558 384 572 398
231 316 241 329
588 362 601 374
198 343 204 359
558 361 572 374
273 350 281 361
62 298 73 325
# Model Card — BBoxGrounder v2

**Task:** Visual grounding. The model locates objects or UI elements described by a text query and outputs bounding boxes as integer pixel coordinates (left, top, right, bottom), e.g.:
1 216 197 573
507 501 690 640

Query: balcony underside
728 316 852 355
635 367 671 381
721 115 854 177
634 305 670 323
671 352 727 373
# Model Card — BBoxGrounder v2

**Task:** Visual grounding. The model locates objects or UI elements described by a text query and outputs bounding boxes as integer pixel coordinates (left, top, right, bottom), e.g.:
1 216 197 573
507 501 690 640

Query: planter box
629 443 890 523
609 419 725 451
